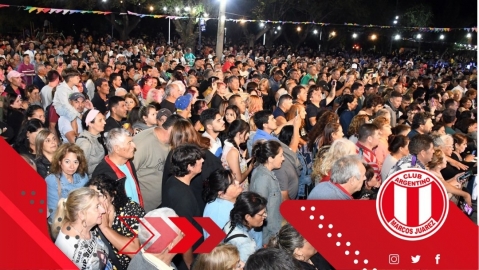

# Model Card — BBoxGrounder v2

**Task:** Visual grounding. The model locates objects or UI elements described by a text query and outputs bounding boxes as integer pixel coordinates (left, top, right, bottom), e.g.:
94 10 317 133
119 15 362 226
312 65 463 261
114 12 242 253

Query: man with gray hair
160 83 181 113
128 207 183 270
32 63 47 90
308 155 366 200
92 128 144 208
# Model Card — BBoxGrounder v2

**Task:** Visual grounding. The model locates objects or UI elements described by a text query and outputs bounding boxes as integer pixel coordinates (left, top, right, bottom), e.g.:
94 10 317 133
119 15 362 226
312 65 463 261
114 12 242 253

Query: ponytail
50 198 68 240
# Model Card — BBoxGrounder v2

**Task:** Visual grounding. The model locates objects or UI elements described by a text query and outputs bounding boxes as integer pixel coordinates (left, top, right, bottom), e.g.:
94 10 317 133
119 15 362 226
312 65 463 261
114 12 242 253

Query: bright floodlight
277 26 281 30
371 34 377 40
395 34 400 40
297 26 301 32
313 29 318 34
467 33 472 38
163 7 167 11
274 31 277 34
416 34 421 39
439 34 444 40
352 33 358 38
260 22 264 27
331 31 336 37
185 6 190 11
149 6 154 11
175 7 179 11
395 16 399 19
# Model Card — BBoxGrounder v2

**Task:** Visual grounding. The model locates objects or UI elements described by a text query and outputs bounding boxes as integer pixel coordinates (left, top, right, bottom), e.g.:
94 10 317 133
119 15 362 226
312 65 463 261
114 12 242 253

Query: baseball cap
69 92 86 101
175 94 193 111
7 70 24 80
157 108 172 120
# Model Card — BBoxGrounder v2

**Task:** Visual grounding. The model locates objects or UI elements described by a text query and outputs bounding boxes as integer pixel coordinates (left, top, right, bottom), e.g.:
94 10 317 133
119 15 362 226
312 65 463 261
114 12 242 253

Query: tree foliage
403 4 433 27
151 0 212 48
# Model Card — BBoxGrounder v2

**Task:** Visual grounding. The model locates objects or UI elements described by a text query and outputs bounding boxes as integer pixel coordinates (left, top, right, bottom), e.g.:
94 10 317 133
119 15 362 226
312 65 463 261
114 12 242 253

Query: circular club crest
376 168 449 241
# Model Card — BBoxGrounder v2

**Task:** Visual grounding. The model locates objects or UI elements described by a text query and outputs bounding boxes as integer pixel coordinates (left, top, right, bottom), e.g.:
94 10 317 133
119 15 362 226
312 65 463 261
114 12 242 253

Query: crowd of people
0 32 477 270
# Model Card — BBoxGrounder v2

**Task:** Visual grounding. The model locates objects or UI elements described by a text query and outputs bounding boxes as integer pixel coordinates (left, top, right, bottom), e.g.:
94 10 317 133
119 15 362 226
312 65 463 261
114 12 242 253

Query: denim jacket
250 165 282 245
46 173 89 220
223 221 257 262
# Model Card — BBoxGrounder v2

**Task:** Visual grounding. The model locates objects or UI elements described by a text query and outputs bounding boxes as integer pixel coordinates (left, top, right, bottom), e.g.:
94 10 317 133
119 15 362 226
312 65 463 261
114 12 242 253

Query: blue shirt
118 164 140 205
203 198 234 238
252 129 277 144
46 173 89 220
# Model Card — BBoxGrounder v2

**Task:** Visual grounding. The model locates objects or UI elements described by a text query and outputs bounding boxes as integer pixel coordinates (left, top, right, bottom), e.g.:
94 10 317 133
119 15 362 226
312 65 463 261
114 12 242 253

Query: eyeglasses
255 211 267 218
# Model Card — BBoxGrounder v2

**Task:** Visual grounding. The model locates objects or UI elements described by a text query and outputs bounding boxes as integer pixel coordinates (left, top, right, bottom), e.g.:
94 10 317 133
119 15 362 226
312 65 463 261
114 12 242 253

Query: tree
403 4 433 27
240 0 292 48
36 0 147 40
153 0 212 49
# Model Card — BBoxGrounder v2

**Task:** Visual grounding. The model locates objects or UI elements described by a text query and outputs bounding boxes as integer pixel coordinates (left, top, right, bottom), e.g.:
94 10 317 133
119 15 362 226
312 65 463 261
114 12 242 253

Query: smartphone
332 80 336 87
472 150 476 156
351 63 358 69
458 171 473 182
463 204 473 215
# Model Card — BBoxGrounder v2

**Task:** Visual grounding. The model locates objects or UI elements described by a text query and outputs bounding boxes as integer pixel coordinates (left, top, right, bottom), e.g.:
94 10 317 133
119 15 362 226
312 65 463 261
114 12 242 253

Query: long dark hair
251 140 282 165
230 192 267 228
226 119 250 150
203 169 234 203
337 94 355 116
13 119 46 152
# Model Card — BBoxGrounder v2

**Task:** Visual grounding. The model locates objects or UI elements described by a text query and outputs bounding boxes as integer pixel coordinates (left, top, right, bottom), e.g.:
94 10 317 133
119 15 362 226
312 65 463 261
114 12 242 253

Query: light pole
163 7 171 45
216 0 226 60
416 33 421 54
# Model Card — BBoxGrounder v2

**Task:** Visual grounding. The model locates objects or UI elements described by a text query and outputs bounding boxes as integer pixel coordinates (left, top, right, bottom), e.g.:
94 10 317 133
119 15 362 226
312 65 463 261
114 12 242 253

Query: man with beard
201 108 226 158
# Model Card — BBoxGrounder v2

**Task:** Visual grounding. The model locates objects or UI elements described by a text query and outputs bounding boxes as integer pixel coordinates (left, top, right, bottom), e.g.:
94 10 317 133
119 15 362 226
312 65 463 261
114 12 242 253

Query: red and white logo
376 168 449 241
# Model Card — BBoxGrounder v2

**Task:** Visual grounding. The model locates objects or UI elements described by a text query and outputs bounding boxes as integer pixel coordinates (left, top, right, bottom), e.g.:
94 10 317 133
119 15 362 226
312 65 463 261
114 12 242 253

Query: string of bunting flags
0 3 476 33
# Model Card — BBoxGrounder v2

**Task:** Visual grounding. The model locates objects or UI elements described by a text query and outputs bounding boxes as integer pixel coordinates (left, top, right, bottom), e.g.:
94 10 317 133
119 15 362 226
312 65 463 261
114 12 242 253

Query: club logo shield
376 169 449 241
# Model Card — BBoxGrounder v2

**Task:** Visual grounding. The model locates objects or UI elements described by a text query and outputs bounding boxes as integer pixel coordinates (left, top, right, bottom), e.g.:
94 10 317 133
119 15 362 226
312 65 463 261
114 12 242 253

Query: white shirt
40 85 53 110
58 116 83 143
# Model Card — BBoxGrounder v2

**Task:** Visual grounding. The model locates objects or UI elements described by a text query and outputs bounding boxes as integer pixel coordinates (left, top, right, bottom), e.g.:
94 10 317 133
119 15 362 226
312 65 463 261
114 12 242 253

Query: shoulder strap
223 224 247 243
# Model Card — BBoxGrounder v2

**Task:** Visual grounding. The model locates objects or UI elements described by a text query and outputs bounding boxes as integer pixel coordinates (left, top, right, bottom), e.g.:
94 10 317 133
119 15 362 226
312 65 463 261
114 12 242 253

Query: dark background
0 0 476 53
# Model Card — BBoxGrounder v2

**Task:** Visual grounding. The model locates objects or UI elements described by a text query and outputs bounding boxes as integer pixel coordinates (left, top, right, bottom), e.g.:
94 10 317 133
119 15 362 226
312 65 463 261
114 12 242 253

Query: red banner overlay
1 135 477 269
281 200 478 269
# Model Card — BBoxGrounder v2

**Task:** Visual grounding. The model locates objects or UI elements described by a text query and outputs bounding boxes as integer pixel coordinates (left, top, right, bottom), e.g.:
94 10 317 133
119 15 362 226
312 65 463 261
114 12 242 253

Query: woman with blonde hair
46 143 89 221
247 95 263 119
311 138 356 183
193 244 244 270
51 187 112 269
258 78 274 111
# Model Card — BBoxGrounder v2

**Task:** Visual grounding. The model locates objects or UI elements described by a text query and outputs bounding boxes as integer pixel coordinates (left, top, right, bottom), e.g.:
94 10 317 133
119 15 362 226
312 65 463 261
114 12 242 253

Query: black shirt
160 99 176 113
211 94 227 109
162 176 203 270
162 150 223 213
104 116 123 133
305 103 320 132
91 93 109 115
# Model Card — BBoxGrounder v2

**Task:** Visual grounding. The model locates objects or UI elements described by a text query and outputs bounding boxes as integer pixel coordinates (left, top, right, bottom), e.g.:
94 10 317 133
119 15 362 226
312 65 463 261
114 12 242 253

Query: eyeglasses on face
255 210 267 218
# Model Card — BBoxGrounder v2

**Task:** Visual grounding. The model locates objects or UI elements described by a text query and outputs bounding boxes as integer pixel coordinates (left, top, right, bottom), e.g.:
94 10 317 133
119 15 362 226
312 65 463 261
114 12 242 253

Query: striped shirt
356 142 382 183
